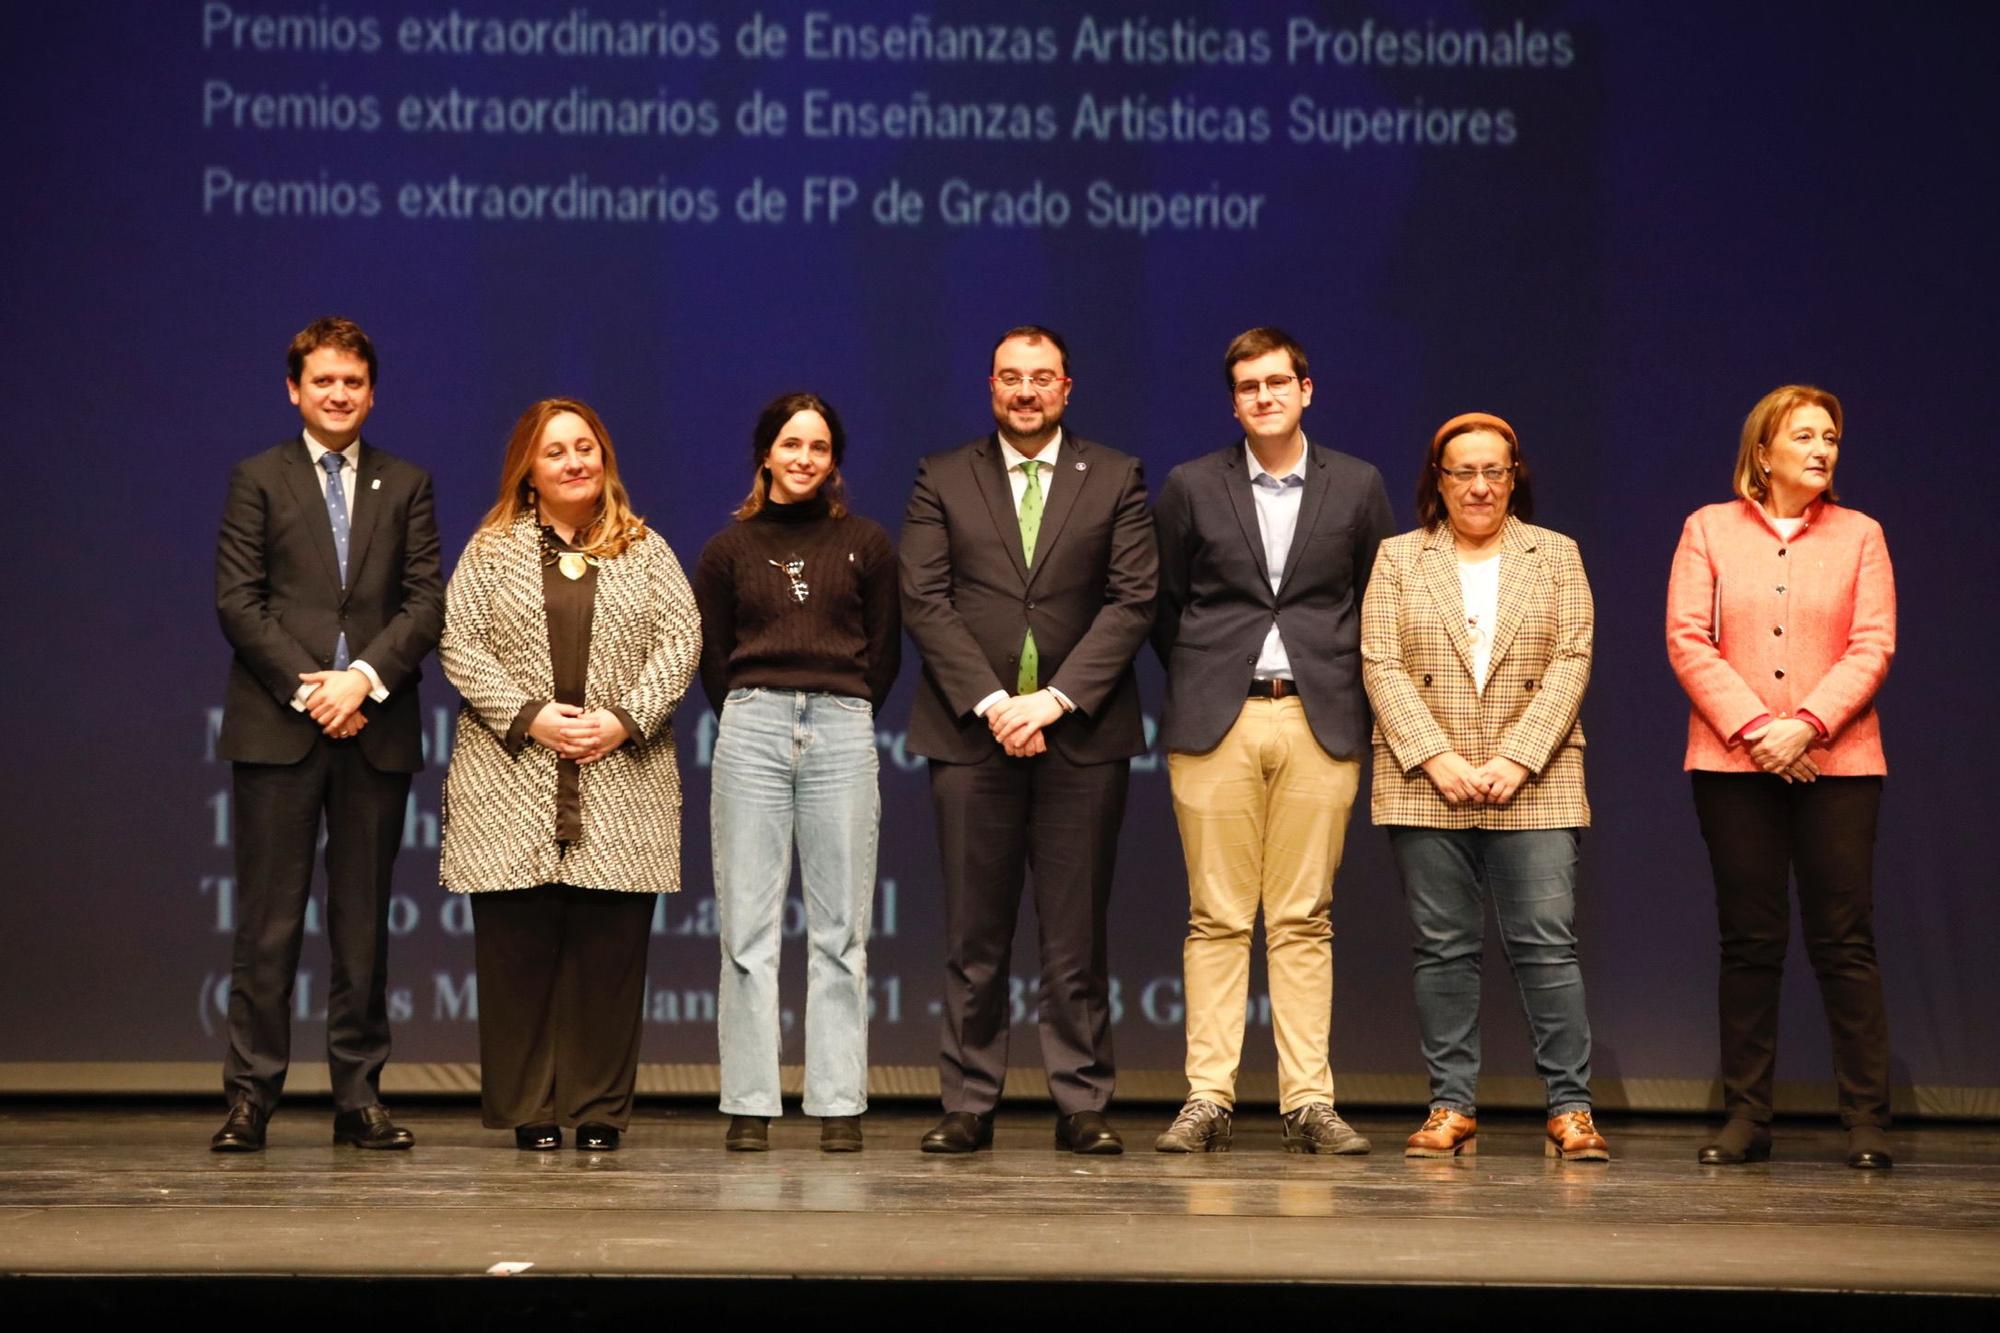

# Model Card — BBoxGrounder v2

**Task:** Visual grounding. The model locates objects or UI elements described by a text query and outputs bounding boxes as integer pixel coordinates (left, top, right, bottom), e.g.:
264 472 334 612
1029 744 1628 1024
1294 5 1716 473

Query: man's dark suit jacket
900 432 1156 765
215 438 444 773
1152 439 1395 760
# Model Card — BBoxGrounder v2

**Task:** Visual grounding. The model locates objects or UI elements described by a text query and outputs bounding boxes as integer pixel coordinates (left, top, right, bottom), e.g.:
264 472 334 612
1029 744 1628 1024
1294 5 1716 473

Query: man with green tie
899 325 1158 1155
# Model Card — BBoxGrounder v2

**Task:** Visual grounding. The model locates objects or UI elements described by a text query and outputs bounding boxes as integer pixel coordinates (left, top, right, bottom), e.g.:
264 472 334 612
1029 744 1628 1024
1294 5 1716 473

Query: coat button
1026 600 1036 610
1775 585 1786 593
1774 669 1785 679
1524 679 1537 690
1246 655 1257 665
1778 548 1787 557
1421 673 1432 686
1773 627 1783 636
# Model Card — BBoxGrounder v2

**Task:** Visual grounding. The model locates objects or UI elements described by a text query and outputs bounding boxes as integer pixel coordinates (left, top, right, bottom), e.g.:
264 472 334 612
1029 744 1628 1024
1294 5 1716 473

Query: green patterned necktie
1017 459 1043 692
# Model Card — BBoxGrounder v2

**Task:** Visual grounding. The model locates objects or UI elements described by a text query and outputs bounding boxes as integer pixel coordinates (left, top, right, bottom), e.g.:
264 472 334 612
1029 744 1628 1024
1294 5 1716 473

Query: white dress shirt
973 430 1075 718
293 429 389 710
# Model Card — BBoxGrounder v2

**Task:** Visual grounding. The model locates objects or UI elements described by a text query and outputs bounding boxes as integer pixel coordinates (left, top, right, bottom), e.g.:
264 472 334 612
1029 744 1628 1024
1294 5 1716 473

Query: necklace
539 527 598 580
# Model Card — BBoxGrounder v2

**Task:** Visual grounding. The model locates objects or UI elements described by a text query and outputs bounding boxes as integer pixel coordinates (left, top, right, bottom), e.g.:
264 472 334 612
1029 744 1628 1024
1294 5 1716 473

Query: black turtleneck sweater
692 494 901 716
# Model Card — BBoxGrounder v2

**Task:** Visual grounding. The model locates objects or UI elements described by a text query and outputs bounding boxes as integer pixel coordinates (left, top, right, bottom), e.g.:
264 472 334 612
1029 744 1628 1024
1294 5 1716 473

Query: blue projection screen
3 1 1994 1109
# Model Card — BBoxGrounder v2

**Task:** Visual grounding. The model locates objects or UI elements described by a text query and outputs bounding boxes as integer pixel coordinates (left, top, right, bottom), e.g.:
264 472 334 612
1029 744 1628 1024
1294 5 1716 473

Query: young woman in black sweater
692 392 900 1152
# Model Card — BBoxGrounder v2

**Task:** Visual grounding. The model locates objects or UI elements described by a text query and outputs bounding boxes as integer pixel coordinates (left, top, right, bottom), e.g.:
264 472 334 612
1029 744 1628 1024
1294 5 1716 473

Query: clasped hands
1743 717 1820 783
299 668 370 739
528 702 629 764
987 689 1065 758
1420 751 1532 806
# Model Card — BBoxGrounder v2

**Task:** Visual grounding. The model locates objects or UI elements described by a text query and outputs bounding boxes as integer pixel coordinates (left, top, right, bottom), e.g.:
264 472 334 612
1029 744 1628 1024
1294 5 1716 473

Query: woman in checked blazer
441 397 700 1153
1361 412 1606 1163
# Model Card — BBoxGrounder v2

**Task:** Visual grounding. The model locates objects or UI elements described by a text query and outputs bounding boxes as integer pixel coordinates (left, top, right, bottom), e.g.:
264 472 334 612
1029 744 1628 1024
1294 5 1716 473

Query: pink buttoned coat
1666 498 1895 775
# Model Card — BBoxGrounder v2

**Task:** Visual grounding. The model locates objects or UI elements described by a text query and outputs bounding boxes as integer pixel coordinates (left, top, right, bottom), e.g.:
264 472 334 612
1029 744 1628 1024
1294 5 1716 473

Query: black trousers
470 884 656 1129
1690 773 1891 1127
226 739 412 1113
929 750 1129 1116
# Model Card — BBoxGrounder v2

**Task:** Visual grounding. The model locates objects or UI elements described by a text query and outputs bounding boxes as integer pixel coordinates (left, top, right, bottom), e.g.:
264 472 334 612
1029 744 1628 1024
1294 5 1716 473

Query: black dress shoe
919 1111 994 1154
1696 1118 1772 1165
515 1123 561 1151
819 1116 864 1153
577 1122 621 1151
210 1099 267 1153
1055 1110 1124 1155
725 1115 771 1152
332 1104 415 1150
1847 1125 1894 1170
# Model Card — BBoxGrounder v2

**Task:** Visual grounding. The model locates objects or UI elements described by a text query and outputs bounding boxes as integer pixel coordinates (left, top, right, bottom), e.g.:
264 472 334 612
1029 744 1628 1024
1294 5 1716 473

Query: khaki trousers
1167 698 1360 1112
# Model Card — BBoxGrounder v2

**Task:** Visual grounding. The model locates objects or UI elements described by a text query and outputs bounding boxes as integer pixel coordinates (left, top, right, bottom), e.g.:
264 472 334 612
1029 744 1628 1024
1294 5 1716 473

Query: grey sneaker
1280 1103 1371 1155
1154 1098 1233 1153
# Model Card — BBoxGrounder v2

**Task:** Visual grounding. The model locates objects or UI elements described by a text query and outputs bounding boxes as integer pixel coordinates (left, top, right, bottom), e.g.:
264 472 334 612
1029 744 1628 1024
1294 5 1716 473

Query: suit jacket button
1773 626 1783 636
1524 679 1537 690
1421 673 1432 686
1026 600 1036 610
1774 669 1785 679
1246 655 1257 665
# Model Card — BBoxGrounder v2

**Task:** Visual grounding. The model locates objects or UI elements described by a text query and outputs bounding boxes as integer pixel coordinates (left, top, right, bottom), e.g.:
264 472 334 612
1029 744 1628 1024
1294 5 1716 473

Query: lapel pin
371 478 381 490
1074 461 1086 471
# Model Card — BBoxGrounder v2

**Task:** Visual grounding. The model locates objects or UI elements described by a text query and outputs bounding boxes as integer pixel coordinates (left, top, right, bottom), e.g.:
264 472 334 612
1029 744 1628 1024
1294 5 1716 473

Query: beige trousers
1167 698 1361 1112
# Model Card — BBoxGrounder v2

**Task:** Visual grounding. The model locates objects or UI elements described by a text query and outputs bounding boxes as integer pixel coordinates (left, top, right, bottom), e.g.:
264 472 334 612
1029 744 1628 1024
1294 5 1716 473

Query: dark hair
734 391 849 521
1222 327 1309 392
1416 413 1536 528
286 316 377 384
991 325 1070 376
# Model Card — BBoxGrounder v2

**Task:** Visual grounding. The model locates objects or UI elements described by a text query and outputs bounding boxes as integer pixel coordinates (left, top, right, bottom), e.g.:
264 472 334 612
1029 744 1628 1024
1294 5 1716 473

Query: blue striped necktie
320 450 352 670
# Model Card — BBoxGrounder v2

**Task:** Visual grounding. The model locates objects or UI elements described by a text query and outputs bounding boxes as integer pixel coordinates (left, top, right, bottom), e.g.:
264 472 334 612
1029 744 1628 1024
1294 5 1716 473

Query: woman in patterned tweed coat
1360 412 1607 1164
440 397 700 1153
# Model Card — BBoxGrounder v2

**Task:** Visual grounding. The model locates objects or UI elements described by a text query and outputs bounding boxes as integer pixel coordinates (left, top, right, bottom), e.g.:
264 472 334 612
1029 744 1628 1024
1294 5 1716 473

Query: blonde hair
1734 384 1843 504
479 398 648 559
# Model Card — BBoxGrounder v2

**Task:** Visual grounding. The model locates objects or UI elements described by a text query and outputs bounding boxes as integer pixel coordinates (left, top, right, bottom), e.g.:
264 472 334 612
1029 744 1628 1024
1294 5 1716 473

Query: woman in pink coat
1666 384 1896 1169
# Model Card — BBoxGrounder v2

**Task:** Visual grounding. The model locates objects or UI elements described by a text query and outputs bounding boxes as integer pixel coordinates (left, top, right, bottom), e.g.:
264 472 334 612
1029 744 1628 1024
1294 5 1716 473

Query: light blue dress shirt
1246 438 1307 680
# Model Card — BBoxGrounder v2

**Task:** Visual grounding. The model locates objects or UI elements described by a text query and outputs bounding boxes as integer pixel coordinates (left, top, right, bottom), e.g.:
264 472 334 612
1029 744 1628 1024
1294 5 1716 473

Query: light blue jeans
1389 827 1593 1117
713 689 879 1118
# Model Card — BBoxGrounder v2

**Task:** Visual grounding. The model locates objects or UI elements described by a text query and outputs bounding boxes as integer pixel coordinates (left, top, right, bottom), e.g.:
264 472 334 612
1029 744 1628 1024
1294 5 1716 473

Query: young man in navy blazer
1150 327 1394 1155
210 317 443 1151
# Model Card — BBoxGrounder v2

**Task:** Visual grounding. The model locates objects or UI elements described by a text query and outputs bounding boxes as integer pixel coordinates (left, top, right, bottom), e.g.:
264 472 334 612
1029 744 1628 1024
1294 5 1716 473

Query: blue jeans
1389 827 1593 1117
712 689 880 1117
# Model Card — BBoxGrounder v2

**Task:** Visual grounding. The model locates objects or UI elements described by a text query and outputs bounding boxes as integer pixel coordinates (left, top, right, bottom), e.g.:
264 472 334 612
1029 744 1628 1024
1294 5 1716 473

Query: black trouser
929 751 1129 1117
227 742 411 1113
470 884 657 1129
1690 773 1891 1128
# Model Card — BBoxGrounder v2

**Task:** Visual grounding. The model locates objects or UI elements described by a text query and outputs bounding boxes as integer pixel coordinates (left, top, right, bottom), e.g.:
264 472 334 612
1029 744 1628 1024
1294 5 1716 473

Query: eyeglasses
1233 374 1299 400
1437 465 1516 487
991 372 1069 391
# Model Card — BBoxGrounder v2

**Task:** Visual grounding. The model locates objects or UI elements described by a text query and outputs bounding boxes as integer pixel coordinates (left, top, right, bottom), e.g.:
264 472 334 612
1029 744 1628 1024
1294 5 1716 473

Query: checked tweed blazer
439 516 700 895
1360 516 1593 829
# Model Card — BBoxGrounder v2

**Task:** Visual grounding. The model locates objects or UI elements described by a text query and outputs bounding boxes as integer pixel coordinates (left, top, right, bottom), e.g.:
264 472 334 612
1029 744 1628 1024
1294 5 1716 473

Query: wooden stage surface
3 1103 1996 1317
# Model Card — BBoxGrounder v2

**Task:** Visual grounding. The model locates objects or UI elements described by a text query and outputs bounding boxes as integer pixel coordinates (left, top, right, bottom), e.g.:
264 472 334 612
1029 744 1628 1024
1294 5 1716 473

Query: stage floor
3 1103 1996 1311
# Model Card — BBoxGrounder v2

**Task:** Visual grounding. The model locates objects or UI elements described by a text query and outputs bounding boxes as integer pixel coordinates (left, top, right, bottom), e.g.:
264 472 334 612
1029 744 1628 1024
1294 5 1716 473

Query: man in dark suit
900 325 1157 1155
1149 327 1395 1156
210 317 443 1151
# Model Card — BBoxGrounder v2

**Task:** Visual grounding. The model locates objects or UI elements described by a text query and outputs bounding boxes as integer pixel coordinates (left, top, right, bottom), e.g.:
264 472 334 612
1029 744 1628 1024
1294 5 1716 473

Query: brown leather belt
1246 678 1295 699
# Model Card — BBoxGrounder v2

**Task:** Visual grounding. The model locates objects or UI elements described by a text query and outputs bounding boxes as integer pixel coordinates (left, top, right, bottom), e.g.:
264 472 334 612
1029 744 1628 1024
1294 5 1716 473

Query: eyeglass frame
1231 373 1302 401
1435 463 1518 487
990 371 1072 392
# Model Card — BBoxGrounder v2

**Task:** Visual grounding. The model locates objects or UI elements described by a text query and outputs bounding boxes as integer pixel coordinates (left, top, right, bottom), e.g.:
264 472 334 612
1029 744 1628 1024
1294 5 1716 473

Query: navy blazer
214 437 444 773
1151 438 1394 760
